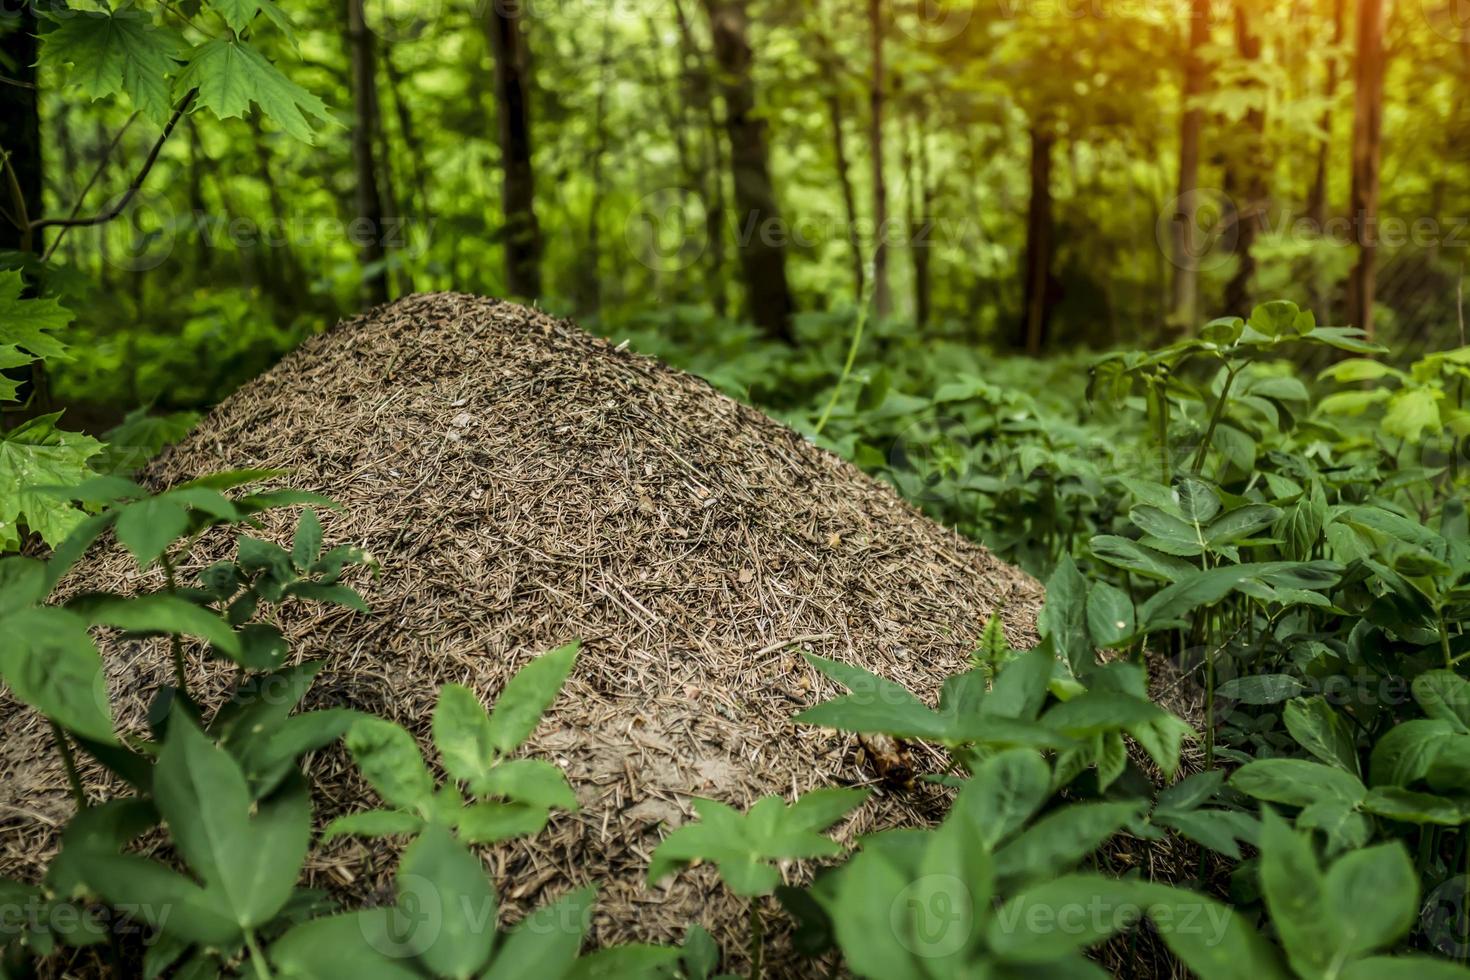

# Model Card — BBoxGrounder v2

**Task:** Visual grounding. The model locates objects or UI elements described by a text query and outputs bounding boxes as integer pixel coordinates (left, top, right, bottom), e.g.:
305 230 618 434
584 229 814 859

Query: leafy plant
327 642 583 845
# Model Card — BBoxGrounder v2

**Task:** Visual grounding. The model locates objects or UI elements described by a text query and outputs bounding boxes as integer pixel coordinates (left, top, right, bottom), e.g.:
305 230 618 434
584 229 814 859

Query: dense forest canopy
2 0 1467 419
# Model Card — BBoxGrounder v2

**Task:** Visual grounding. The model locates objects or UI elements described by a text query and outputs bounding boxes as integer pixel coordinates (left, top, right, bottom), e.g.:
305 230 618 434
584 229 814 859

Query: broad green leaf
268 907 419 978
563 945 683 979
152 717 310 931
175 39 335 143
79 593 241 657
343 717 436 813
1230 758 1366 808
1258 809 1336 977
456 801 549 843
953 748 1051 849
475 758 578 810
987 874 1143 961
992 801 1140 886
1205 504 1281 547
321 808 425 841
39 6 185 123
393 825 496 978
114 496 189 568
1130 505 1204 555
1039 553 1091 674
1324 842 1418 959
0 415 103 548
480 887 595 980
1342 957 1470 979
1413 671 1470 734
1217 674 1304 706
826 846 927 980
486 641 580 754
1136 882 1290 980
0 607 116 743
1383 388 1443 443
0 271 74 363
1085 581 1135 647
0 556 47 615
433 683 496 783
1362 787 1465 826
1089 535 1197 581
292 508 323 567
1283 697 1359 774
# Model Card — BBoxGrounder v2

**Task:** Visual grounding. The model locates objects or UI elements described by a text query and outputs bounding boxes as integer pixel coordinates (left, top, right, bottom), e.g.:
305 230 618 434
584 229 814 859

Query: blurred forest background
1 0 1467 431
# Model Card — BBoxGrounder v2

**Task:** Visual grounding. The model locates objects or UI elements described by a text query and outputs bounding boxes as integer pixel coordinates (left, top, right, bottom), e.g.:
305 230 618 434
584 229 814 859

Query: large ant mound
0 293 1044 973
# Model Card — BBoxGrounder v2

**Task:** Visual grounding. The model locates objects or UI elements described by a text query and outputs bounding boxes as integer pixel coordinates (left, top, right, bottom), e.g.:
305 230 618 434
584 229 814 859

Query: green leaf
1085 582 1135 647
152 717 310 931
826 844 927 980
1362 787 1465 826
1230 758 1366 808
0 271 74 363
343 717 436 814
1324 842 1418 959
476 759 578 810
486 642 580 754
1342 958 1470 979
1217 674 1305 706
394 825 496 978
79 593 241 658
0 607 116 743
1039 553 1092 674
433 683 496 784
0 415 103 548
987 874 1143 961
1136 883 1290 980
456 801 549 843
0 556 47 615
1283 696 1359 774
210 0 264 34
953 748 1051 849
1258 809 1335 977
798 654 948 739
175 39 335 143
321 808 425 841
39 6 185 123
480 887 595 980
1371 720 1456 787
992 801 1140 887
1414 671 1470 734
563 945 683 979
268 908 419 978
1383 388 1443 443
1130 505 1204 555
292 508 323 567
1089 535 1198 580
115 496 190 567
1205 504 1282 547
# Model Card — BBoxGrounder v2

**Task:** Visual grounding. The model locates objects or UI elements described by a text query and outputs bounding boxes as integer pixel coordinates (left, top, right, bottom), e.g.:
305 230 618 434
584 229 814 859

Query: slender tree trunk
868 0 892 318
0 5 40 255
486 0 543 301
582 10 614 315
700 0 795 341
1169 0 1210 331
1020 127 1055 356
813 25 865 300
1307 0 1346 228
1224 2 1267 316
185 117 211 276
381 45 432 267
907 104 933 329
1346 0 1386 339
346 0 389 307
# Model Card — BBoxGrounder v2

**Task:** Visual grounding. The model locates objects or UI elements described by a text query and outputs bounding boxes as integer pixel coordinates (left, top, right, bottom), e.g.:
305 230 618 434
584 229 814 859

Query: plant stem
244 929 272 980
1190 363 1240 476
748 901 764 980
50 720 88 808
161 551 190 693
1441 610 1454 669
814 262 877 436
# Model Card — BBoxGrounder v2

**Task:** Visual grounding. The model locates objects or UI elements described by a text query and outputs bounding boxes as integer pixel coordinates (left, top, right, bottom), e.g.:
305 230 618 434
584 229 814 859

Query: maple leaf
40 5 186 124
175 39 336 143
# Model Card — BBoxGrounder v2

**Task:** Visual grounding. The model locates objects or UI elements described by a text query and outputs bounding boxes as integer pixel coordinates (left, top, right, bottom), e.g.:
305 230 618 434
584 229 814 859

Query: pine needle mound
0 293 1045 969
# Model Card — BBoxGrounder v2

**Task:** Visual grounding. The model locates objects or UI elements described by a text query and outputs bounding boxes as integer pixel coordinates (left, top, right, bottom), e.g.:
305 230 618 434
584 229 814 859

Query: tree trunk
486 0 543 301
1307 0 1346 228
1224 2 1267 316
1020 127 1054 356
673 0 729 317
907 105 932 329
346 0 390 307
581 10 614 315
0 5 41 255
1346 0 1386 340
700 0 795 341
814 26 864 299
1168 0 1210 332
868 0 892 318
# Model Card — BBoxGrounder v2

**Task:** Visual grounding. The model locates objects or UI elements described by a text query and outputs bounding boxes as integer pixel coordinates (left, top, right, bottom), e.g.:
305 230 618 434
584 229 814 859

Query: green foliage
328 643 582 845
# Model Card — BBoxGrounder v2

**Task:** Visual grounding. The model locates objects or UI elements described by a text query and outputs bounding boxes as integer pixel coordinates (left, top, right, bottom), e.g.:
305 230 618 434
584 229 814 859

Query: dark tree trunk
1224 2 1267 316
0 5 41 255
1020 127 1055 356
1346 0 1386 340
700 0 795 342
867 0 892 318
346 0 390 307
672 0 729 317
1307 0 1346 228
1169 0 1210 331
486 0 542 301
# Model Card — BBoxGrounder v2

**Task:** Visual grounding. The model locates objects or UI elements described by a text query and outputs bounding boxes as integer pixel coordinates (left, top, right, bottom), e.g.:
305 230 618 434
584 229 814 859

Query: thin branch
0 147 30 236
42 111 141 262
0 75 37 91
28 90 196 236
